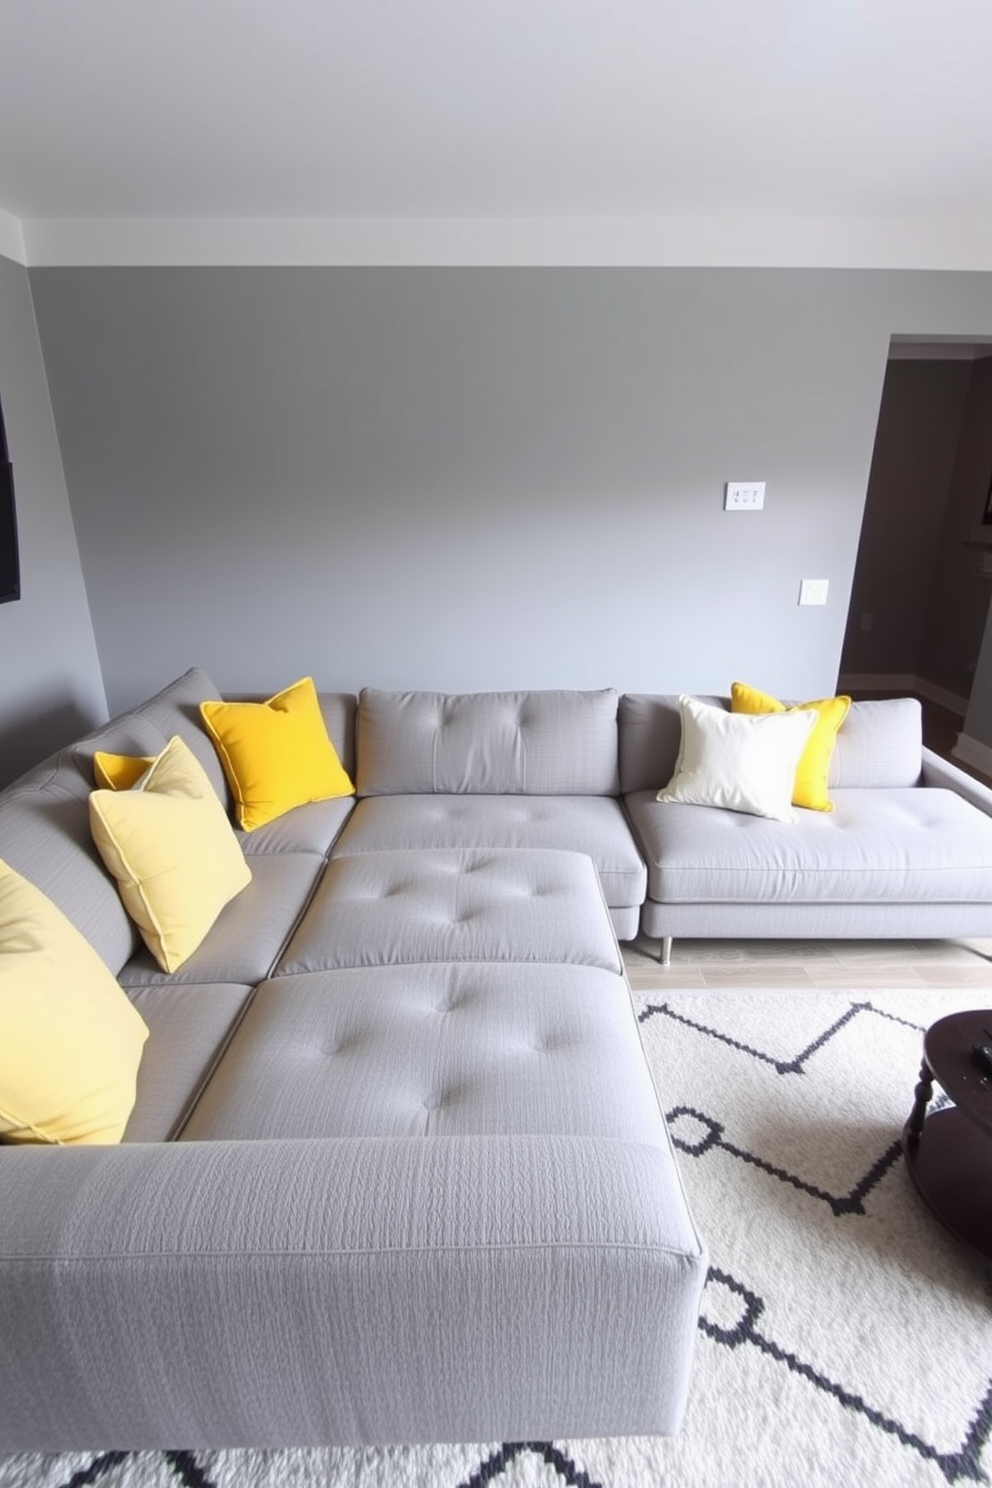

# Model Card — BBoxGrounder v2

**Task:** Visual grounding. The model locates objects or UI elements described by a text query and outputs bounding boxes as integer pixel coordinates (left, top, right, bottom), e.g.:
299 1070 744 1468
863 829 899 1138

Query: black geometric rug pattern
639 994 992 1487
30 1444 607 1488
5 987 992 1488
640 998 918 1216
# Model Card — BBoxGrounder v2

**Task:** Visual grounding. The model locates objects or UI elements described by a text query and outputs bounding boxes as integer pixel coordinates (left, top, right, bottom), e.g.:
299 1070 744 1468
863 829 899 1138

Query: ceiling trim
8 213 992 271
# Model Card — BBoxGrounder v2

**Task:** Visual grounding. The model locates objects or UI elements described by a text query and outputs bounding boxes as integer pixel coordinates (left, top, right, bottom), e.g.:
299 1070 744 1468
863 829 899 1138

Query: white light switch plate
799 578 829 606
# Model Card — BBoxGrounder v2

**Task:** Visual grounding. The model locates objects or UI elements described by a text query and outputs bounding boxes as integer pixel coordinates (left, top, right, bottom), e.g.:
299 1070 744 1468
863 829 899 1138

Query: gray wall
0 252 106 786
24 265 992 719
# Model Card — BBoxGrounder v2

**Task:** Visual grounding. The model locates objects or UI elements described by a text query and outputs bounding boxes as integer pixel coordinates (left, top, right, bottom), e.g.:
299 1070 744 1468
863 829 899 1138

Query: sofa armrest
0 1133 706 1449
921 745 992 817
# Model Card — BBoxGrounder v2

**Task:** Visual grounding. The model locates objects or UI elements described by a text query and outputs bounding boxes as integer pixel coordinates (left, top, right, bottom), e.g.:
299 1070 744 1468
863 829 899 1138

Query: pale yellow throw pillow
89 734 252 973
731 681 851 812
199 676 354 831
0 859 149 1144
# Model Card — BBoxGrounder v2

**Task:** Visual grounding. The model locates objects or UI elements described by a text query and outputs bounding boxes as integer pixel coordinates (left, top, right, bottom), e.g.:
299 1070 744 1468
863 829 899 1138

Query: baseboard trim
952 733 992 777
837 673 970 717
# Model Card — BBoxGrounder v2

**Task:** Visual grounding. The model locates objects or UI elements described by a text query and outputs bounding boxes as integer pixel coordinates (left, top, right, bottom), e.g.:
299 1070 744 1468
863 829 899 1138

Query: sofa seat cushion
119 853 326 987
332 795 646 907
237 796 355 857
123 983 254 1142
625 786 992 904
275 848 623 975
179 963 654 1142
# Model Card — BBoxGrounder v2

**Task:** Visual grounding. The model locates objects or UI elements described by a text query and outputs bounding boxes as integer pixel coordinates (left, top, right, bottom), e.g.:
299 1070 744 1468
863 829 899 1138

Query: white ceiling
2 0 992 267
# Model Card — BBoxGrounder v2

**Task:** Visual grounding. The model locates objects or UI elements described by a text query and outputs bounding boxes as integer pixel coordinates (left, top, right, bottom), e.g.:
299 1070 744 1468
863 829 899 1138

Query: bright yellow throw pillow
89 734 252 973
730 682 851 812
0 858 149 1144
199 676 354 831
93 751 154 790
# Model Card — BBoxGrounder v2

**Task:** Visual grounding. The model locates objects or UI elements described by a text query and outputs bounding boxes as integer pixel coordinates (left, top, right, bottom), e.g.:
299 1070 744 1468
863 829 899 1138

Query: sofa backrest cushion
0 669 231 973
619 693 924 795
0 712 172 973
619 694 724 795
316 693 358 782
356 689 621 796
827 697 922 788
128 667 231 807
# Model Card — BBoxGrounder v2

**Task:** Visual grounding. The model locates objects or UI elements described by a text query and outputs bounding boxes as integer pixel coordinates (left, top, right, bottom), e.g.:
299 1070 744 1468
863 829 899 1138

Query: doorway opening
838 337 992 782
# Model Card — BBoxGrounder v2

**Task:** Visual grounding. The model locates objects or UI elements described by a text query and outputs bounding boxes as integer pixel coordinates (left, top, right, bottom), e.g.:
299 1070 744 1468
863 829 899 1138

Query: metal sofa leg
659 936 673 968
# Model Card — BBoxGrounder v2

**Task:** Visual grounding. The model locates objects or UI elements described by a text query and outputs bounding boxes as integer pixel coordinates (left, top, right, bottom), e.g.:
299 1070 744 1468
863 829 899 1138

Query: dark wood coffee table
902 1009 992 1261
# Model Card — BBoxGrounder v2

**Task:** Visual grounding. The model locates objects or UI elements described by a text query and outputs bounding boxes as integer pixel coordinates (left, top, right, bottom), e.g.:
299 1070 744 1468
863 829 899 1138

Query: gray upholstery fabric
316 691 358 780
626 785 992 905
638 894 992 941
0 679 732 1448
123 983 254 1142
180 964 652 1141
276 849 623 975
356 688 620 797
130 666 231 806
0 1134 705 1448
618 693 724 794
0 768 141 973
238 796 355 856
618 692 924 795
608 903 640 941
922 745 992 810
119 853 325 987
67 713 171 791
332 794 646 905
827 697 923 787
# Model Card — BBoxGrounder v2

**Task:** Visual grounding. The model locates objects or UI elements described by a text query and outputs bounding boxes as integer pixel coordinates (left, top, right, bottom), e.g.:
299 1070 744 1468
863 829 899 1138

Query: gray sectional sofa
0 670 704 1452
3 668 992 1450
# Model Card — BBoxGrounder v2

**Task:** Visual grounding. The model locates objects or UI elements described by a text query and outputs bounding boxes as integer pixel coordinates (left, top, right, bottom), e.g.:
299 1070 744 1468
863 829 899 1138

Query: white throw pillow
657 695 817 823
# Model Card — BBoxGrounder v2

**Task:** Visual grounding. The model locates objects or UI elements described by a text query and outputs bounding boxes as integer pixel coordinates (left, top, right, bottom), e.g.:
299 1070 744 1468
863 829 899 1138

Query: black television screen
0 393 18 604
0 460 18 603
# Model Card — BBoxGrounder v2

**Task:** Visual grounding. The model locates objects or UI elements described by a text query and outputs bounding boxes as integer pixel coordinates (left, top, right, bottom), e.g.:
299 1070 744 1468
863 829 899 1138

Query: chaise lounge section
620 691 992 963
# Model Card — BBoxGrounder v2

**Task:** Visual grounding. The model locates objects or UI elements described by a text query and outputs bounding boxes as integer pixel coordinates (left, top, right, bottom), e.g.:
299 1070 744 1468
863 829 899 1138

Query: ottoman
169 848 709 1443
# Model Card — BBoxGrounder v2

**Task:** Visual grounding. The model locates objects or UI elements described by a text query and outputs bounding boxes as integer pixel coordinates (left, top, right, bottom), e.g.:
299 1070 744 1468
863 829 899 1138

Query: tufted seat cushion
119 853 328 987
178 963 655 1142
332 794 646 908
625 786 992 904
123 982 255 1142
275 848 623 975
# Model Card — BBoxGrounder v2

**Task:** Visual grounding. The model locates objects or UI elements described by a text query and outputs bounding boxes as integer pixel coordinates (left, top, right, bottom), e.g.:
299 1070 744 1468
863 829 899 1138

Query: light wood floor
621 934 992 993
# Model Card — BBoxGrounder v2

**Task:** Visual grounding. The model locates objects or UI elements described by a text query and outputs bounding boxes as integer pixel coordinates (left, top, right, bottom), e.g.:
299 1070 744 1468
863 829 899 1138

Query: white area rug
4 986 992 1488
